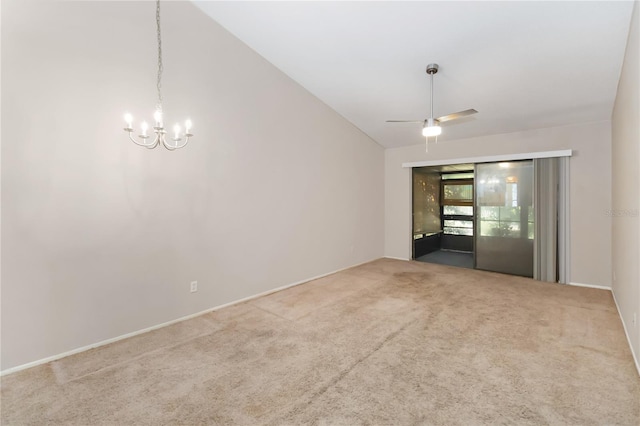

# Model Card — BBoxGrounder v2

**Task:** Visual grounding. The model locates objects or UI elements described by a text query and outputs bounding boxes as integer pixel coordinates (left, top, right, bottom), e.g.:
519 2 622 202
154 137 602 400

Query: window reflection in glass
443 184 473 202
443 227 473 236
443 205 473 216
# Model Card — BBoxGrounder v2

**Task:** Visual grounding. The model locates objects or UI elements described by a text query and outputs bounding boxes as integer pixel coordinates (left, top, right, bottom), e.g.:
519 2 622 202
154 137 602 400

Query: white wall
1 0 384 371
385 121 612 288
612 1 640 371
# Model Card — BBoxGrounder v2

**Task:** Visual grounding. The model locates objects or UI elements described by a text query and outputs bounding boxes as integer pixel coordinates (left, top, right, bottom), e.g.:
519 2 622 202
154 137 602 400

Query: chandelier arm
126 132 140 145
161 135 190 151
152 132 166 149
148 135 161 149
127 131 156 148
177 136 191 149
162 139 176 151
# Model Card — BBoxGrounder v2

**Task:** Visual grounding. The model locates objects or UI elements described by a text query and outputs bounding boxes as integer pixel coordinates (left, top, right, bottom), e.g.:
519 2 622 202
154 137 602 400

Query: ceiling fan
387 63 477 151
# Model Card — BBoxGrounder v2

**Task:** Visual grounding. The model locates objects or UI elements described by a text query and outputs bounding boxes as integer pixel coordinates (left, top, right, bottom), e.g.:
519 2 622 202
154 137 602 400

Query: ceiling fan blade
435 109 478 123
386 120 424 123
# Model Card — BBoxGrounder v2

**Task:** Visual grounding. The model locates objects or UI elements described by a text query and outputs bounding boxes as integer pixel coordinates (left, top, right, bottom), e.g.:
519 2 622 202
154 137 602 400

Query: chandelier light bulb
153 109 163 126
141 121 149 136
173 124 181 139
185 119 192 133
124 113 133 129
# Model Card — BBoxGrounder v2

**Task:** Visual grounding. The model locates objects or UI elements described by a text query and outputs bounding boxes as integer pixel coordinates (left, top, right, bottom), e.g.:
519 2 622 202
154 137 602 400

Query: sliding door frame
403 150 572 283
403 150 572 169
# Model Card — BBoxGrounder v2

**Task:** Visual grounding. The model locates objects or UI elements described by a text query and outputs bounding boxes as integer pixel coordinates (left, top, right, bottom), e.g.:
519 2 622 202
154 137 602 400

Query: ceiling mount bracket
426 63 439 75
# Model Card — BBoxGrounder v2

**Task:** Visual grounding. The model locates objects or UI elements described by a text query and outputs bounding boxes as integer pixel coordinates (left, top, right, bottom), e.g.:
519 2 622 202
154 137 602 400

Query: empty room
2 0 639 424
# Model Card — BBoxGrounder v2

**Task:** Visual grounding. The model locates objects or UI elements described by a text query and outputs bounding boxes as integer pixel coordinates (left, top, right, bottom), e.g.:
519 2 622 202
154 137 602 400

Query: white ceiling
194 1 634 149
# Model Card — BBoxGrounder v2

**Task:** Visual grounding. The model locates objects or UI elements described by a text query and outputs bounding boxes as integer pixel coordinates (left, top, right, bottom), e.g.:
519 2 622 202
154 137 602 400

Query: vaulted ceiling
194 1 634 149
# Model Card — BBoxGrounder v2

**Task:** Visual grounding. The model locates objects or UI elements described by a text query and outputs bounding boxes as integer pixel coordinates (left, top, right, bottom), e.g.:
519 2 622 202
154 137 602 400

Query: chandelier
123 0 193 150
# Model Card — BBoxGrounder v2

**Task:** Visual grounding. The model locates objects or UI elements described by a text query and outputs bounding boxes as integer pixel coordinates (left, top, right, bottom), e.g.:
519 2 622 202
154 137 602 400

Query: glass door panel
475 161 534 277
412 169 442 259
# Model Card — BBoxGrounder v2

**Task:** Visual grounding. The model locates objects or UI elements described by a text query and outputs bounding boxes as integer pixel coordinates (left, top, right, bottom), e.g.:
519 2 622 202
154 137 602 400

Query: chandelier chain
156 0 163 111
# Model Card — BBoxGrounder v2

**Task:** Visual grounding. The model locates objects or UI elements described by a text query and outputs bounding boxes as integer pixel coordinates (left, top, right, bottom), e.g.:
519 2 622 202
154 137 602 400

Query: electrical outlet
190 281 198 293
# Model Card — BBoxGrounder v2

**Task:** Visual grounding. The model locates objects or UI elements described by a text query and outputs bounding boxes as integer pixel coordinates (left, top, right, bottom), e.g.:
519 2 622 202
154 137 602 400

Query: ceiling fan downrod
426 63 439 122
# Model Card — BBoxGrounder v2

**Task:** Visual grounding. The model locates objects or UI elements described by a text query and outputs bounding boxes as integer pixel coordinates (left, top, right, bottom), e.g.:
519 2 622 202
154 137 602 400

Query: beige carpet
2 258 639 425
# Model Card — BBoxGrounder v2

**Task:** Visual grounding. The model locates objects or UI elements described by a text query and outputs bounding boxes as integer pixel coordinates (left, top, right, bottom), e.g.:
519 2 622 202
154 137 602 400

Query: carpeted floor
1 258 639 425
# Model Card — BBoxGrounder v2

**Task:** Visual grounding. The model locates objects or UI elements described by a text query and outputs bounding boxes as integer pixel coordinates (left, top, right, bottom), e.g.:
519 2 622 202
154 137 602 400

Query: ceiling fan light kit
422 118 442 137
387 63 477 152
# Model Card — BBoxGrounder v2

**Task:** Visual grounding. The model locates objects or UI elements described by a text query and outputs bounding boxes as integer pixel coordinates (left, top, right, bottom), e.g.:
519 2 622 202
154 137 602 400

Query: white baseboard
384 256 410 261
611 289 640 377
568 281 640 376
0 257 380 377
568 281 612 291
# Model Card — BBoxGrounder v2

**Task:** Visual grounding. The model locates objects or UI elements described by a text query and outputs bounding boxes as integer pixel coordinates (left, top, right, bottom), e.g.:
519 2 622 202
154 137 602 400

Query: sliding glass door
475 161 534 277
